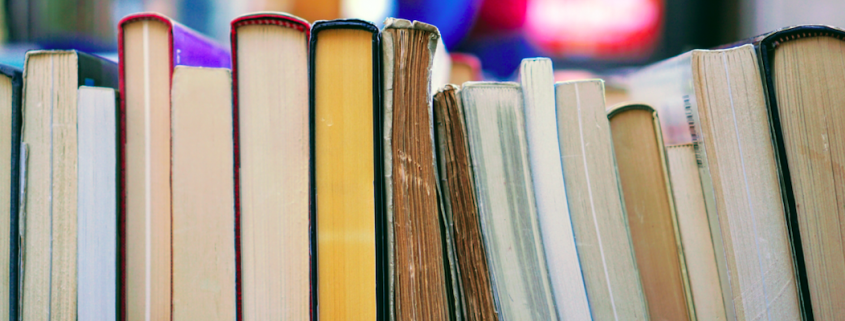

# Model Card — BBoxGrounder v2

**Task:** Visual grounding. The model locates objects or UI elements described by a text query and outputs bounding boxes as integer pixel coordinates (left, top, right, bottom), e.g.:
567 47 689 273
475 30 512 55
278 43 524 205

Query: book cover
117 13 230 321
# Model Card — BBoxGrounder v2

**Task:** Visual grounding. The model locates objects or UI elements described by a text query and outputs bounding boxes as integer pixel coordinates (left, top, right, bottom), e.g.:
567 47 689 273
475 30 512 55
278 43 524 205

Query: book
118 13 230 321
554 79 649 320
626 44 801 320
76 86 118 321
607 103 693 320
461 82 557 320
309 19 384 321
170 66 236 320
665 144 728 321
230 12 311 320
381 18 453 321
19 50 118 320
449 53 481 86
0 65 21 321
749 26 845 319
433 84 498 321
518 58 591 320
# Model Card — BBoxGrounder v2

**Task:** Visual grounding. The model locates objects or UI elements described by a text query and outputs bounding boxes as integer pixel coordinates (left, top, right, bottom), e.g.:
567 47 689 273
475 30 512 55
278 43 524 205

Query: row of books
0 10 843 321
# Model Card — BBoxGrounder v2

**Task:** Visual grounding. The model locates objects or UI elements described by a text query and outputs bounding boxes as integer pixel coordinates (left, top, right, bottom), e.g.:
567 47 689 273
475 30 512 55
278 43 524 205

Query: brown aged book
381 18 452 320
433 84 498 321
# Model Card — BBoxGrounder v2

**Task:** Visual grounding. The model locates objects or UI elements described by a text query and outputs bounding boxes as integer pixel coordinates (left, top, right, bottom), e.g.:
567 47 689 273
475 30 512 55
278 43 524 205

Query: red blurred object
525 0 663 59
473 0 528 34
450 53 483 81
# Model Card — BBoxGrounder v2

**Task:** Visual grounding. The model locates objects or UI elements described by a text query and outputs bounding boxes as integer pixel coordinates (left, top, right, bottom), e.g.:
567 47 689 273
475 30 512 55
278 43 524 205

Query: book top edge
382 18 440 37
435 84 460 95
312 19 379 34
232 12 311 32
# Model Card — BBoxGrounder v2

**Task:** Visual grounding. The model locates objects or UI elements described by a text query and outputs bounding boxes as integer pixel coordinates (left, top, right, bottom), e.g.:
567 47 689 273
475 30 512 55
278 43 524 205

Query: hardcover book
309 19 384 321
118 13 230 321
746 26 845 320
230 12 311 321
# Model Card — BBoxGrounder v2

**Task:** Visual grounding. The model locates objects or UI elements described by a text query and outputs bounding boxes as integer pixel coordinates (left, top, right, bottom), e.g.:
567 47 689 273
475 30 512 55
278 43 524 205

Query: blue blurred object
457 31 542 79
395 0 481 48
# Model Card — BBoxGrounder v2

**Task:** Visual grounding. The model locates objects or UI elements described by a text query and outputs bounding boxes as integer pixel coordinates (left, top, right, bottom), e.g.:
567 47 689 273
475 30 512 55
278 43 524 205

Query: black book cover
1 64 22 321
308 19 385 321
76 52 119 90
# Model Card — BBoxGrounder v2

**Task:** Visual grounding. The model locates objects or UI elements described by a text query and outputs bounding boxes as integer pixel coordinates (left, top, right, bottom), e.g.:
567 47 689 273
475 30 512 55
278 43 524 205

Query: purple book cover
117 12 231 321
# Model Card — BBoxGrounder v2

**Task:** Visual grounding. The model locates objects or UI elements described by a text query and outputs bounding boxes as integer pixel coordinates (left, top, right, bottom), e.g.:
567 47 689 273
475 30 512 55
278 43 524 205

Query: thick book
555 79 649 320
433 85 498 321
170 66 236 321
744 26 845 320
19 50 118 320
519 58 591 320
626 44 801 320
607 103 693 320
0 65 21 321
461 82 558 320
230 12 311 321
118 13 230 321
309 19 385 321
381 18 457 321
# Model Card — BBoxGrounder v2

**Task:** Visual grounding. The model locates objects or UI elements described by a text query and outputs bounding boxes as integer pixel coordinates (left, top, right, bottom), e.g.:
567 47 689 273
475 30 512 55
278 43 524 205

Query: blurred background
2 0 844 78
